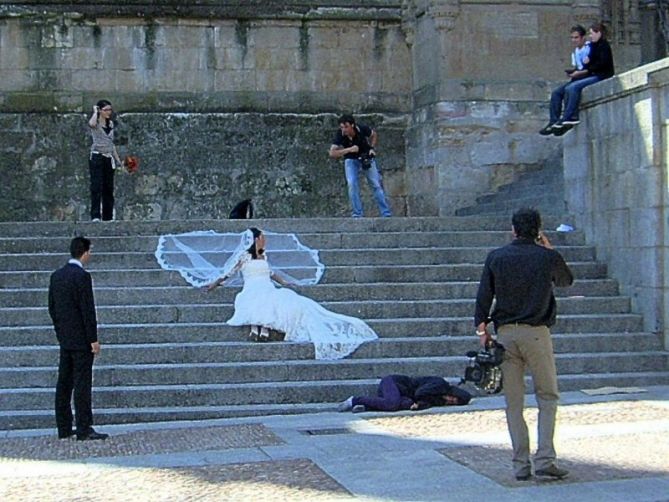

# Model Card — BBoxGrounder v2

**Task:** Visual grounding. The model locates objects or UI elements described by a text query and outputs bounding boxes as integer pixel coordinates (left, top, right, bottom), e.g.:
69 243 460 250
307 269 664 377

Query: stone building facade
0 0 642 220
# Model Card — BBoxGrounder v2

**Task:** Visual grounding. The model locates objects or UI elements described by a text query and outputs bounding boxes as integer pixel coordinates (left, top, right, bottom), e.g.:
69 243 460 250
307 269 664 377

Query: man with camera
474 208 573 481
329 114 392 218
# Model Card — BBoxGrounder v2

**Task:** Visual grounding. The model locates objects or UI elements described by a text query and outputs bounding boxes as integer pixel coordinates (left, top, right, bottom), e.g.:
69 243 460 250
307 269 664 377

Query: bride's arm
206 257 245 291
270 272 291 287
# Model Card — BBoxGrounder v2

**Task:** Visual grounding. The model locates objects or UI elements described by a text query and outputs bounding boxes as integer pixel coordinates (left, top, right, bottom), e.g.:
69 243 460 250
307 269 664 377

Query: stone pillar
639 0 668 64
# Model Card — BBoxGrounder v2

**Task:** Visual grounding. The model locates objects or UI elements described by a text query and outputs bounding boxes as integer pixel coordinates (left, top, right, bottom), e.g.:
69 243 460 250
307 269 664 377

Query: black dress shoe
58 430 75 439
76 429 109 441
515 473 532 481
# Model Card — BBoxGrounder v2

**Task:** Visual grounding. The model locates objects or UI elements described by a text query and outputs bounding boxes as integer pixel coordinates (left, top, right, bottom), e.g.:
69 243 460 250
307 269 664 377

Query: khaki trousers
497 324 560 476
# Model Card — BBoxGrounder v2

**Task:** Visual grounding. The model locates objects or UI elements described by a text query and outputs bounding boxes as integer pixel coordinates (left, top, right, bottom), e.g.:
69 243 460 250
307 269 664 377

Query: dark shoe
58 429 75 439
552 123 573 136
515 473 532 481
535 465 569 479
561 118 580 126
352 404 366 413
539 123 556 136
77 429 109 441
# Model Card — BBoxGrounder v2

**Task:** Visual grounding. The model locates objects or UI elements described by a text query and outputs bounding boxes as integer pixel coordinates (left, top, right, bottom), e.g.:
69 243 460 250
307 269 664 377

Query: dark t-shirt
332 124 373 160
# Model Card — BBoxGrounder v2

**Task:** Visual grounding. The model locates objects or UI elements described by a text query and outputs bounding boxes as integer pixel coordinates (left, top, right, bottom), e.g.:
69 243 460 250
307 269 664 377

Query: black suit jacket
48 263 98 350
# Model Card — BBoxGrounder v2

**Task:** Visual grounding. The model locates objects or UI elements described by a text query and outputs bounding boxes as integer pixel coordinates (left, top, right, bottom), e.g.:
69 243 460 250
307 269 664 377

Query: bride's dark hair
247 227 264 258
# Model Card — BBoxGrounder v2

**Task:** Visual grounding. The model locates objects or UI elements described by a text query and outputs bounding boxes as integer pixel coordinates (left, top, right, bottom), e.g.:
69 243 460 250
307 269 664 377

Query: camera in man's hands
461 340 505 394
359 151 375 170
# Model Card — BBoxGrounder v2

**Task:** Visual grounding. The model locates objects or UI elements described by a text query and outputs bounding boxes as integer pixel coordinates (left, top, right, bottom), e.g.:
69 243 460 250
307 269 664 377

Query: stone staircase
456 162 566 216
1 217 668 430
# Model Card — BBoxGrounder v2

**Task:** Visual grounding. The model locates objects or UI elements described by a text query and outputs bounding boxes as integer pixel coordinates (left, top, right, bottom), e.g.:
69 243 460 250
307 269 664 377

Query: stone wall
401 0 641 215
0 112 407 220
0 2 410 220
0 1 646 219
563 57 669 348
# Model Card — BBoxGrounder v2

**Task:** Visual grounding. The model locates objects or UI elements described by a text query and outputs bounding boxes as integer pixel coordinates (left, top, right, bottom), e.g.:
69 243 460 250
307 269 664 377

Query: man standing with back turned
49 236 108 441
475 208 573 481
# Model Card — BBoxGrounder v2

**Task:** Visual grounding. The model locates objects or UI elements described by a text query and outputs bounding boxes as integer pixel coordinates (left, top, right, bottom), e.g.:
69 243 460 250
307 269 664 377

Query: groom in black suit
48 236 108 441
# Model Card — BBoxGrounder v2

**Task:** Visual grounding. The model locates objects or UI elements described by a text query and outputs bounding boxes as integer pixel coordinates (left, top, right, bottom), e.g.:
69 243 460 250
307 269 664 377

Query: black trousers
89 153 115 221
55 348 94 436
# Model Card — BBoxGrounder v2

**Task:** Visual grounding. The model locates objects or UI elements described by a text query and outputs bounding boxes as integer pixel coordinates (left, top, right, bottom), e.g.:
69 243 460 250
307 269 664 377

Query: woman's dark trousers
89 153 115 221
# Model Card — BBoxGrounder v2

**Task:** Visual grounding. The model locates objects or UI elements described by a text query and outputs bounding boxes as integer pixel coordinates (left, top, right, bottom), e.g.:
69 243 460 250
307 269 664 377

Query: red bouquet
123 155 140 174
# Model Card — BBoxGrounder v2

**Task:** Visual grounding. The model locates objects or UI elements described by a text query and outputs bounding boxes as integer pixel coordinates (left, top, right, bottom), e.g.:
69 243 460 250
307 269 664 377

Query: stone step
0 314 645 343
0 333 661 368
0 279 619 307
0 262 609 288
0 297 632 327
496 175 563 194
0 230 586 253
2 353 667 410
2 350 668 390
457 196 567 216
475 187 564 206
4 369 669 430
0 246 596 271
0 216 572 237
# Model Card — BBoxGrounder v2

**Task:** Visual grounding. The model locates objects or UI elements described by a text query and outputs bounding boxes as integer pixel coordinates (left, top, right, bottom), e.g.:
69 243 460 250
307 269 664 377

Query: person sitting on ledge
539 22 614 136
338 374 472 413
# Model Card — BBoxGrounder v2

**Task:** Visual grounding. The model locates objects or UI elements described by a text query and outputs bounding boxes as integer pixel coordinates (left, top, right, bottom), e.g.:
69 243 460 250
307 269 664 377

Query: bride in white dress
205 228 378 360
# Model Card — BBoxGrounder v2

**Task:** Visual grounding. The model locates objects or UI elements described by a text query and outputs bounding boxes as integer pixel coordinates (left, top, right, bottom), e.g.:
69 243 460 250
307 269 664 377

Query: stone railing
563 57 669 349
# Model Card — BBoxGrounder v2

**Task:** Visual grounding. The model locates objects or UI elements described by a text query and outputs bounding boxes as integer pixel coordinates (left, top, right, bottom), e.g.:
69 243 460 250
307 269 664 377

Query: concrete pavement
1 386 668 501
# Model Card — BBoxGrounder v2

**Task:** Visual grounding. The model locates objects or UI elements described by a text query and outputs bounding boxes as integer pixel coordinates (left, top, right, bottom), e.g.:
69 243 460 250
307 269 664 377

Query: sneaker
539 123 556 136
515 473 532 481
561 118 580 126
352 404 366 413
91 218 101 222
338 396 354 412
552 123 573 136
535 465 569 479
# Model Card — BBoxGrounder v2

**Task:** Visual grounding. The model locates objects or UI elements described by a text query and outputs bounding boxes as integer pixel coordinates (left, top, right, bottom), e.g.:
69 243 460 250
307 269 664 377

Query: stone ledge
581 57 669 108
0 1 402 20
0 91 411 114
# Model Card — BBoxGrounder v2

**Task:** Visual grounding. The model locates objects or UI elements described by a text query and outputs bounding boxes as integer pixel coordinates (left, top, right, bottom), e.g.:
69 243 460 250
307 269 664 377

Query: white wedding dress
226 254 378 360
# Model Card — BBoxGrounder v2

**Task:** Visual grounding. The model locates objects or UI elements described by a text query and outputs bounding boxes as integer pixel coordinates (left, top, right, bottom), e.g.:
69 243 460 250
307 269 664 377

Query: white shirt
68 258 84 268
571 43 590 70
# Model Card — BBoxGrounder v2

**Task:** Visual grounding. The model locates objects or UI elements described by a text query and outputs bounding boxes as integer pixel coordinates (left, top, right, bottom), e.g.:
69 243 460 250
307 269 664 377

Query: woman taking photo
88 99 122 221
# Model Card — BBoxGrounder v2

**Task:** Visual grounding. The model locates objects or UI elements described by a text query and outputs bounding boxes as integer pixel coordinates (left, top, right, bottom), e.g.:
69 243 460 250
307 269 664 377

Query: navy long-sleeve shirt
475 238 574 329
585 39 614 79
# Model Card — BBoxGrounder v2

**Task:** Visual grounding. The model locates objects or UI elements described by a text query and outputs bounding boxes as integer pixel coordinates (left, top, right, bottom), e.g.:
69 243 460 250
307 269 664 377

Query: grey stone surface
564 59 669 350
0 112 407 220
1 388 668 501
1 216 667 428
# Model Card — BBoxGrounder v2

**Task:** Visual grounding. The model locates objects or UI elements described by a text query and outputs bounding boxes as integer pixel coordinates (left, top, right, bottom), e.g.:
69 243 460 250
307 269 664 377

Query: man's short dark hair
70 236 91 259
338 114 355 125
512 208 542 240
570 25 586 37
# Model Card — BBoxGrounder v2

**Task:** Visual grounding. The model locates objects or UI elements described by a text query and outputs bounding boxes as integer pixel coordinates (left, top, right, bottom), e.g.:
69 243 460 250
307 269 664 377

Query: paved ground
1 386 668 501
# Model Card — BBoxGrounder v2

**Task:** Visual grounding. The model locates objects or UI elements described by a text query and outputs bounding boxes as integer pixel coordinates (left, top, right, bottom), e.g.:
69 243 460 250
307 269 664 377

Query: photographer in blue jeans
329 114 392 218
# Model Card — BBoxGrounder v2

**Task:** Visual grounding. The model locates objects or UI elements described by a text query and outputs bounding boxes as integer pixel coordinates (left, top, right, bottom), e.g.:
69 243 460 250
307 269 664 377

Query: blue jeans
549 76 602 123
344 158 392 217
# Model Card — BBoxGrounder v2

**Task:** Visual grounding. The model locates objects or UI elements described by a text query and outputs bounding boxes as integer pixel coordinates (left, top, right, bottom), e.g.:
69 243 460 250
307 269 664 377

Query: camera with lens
461 340 505 394
359 151 375 170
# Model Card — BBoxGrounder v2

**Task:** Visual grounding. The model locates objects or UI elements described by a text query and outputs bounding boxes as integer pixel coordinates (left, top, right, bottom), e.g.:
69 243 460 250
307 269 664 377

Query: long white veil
155 230 325 287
